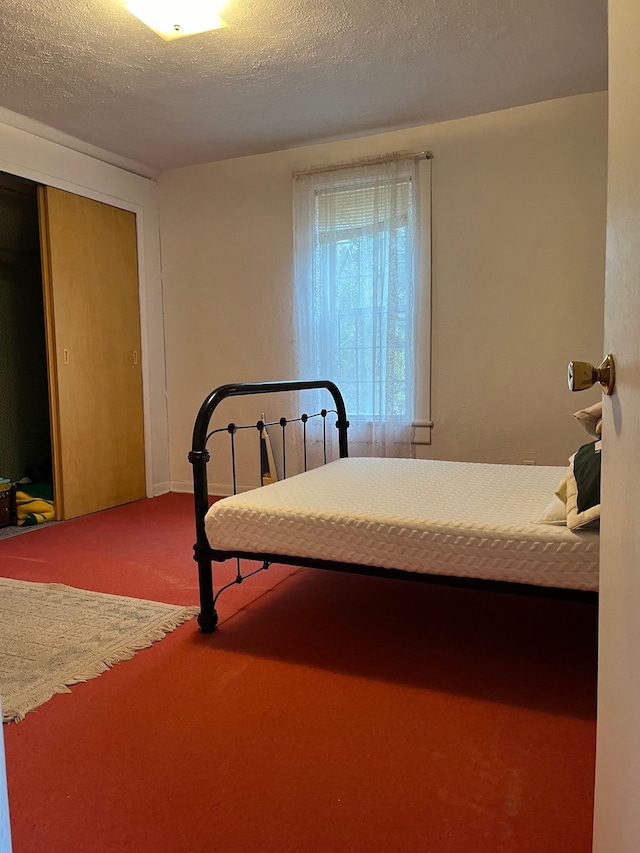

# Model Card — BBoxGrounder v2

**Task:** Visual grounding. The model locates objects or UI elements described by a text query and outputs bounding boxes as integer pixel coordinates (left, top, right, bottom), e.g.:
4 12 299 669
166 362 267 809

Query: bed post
189 447 218 632
325 379 349 460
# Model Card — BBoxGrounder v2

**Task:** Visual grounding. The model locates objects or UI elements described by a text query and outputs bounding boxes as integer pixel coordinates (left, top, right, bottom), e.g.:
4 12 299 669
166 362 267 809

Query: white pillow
535 495 567 526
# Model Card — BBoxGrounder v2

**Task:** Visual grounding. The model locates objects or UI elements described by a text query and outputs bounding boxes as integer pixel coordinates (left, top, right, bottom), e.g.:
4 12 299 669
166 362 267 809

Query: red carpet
1 493 597 852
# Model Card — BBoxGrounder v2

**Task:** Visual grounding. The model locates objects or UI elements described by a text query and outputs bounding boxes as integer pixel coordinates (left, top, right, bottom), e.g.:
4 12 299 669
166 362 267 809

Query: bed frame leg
196 556 218 633
198 609 218 633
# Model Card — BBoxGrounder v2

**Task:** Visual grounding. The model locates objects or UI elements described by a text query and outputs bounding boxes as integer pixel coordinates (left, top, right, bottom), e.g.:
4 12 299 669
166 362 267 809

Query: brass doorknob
568 354 615 395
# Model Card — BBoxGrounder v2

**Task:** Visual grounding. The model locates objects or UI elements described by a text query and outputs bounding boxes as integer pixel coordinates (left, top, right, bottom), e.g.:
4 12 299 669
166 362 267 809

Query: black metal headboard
188 380 350 629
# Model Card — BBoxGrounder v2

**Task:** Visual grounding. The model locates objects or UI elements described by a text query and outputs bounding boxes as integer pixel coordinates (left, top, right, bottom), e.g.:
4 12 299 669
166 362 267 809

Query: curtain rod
293 150 432 179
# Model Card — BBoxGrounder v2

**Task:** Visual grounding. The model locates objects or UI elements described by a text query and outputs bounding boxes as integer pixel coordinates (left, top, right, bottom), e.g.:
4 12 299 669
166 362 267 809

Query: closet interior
0 173 52 527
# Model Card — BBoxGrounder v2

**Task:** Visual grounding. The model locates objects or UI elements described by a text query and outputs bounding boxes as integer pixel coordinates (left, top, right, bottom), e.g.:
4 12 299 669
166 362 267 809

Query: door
0 699 11 852
592 0 640 848
38 187 146 520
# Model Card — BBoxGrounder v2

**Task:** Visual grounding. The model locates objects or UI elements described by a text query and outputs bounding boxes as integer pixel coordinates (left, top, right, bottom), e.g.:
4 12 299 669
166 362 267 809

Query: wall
0 119 169 496
159 93 608 493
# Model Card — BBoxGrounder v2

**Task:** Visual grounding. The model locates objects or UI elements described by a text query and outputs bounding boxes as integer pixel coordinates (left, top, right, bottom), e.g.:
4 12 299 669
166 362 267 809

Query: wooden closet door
38 187 146 520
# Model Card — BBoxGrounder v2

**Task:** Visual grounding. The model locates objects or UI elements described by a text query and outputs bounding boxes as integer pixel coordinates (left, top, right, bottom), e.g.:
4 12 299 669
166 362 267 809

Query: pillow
566 440 601 530
555 472 569 504
535 495 567 525
573 401 602 438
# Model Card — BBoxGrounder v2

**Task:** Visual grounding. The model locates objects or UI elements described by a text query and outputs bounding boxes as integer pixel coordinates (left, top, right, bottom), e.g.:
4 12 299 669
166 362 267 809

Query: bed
190 380 599 632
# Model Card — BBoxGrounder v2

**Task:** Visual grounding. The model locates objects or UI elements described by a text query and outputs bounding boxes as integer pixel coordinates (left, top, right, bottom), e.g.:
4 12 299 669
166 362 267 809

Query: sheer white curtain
293 156 420 457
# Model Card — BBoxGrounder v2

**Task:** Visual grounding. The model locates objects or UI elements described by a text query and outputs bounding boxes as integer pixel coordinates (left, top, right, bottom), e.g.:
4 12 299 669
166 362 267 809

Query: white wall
0 119 169 496
159 93 608 493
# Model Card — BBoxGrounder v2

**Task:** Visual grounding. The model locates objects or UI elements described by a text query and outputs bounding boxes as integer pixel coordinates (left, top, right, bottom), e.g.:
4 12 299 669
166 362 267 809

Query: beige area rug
0 578 199 723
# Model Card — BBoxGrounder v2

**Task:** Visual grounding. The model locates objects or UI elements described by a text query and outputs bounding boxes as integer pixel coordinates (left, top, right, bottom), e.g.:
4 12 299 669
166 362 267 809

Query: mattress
204 457 599 591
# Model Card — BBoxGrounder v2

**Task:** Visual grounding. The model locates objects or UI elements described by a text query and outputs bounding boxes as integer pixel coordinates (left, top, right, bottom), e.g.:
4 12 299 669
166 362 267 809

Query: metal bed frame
189 379 597 633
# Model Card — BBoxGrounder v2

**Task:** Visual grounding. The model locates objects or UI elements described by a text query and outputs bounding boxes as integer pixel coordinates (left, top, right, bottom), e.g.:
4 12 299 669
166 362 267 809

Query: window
293 155 430 456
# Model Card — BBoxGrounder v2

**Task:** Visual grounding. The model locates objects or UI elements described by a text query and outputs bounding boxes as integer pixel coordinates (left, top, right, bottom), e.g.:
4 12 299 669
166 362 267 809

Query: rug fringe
3 606 199 724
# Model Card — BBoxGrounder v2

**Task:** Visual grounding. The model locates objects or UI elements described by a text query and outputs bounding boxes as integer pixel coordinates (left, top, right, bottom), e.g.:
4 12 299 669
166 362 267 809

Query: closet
0 176 51 490
0 173 146 521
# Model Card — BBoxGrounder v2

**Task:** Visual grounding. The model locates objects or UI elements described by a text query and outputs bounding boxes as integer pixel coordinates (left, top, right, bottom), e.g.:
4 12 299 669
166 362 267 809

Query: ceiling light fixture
123 0 228 41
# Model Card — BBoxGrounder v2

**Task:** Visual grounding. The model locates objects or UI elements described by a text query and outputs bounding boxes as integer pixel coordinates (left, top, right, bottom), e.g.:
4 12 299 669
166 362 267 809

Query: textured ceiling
0 0 607 175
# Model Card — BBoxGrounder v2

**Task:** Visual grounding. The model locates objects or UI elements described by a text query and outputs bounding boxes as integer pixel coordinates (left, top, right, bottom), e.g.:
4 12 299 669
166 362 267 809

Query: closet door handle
63 348 70 365
133 350 138 365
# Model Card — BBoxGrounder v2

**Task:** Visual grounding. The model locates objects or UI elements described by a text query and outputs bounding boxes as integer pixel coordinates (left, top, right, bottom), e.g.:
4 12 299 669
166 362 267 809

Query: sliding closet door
38 187 146 520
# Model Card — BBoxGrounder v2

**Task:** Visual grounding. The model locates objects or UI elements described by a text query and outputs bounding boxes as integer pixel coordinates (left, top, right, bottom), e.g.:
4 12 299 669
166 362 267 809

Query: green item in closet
16 482 53 501
14 482 54 526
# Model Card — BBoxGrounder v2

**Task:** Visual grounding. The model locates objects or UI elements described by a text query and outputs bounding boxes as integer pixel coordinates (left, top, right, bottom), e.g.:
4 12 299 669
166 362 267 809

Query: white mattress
204 457 599 591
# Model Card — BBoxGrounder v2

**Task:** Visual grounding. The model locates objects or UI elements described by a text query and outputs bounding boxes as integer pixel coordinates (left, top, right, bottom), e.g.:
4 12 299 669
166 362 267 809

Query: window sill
411 421 433 446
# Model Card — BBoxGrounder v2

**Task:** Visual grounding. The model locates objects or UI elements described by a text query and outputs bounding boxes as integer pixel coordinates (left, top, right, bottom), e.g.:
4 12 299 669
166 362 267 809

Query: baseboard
153 481 171 497
169 480 193 495
170 480 252 497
